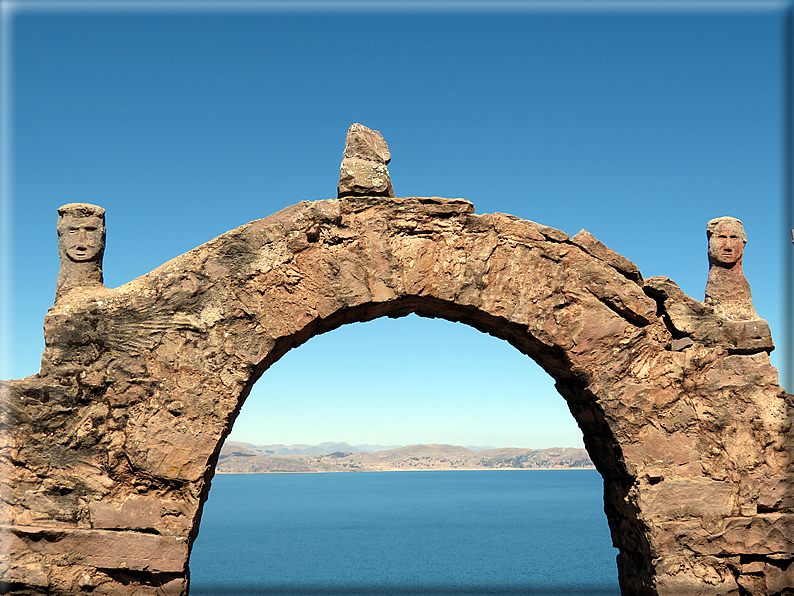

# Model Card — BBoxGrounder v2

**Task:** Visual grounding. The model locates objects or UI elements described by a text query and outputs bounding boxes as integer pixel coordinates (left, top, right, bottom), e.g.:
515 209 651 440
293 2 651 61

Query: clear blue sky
2 1 791 449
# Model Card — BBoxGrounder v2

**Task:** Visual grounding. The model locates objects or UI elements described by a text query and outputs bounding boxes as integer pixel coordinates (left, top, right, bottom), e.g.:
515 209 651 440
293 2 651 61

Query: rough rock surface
1 196 790 595
54 203 106 302
337 123 395 198
704 216 759 320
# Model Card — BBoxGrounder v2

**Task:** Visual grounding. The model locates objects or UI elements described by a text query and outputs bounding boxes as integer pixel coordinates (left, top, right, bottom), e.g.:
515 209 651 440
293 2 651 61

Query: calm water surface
189 470 620 596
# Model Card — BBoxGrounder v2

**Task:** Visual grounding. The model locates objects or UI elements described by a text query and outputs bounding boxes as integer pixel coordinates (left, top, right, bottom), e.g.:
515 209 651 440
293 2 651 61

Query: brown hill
216 443 593 474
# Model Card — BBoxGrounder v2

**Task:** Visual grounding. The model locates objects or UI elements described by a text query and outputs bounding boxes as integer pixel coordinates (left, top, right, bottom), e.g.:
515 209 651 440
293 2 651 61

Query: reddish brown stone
704 216 759 320
88 495 191 535
5 525 188 572
54 203 106 302
1 195 790 595
645 275 774 353
572 228 643 283
337 123 395 198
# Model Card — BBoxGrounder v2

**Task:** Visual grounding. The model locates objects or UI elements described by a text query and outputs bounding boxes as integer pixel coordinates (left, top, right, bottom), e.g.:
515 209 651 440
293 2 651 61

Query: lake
189 470 621 596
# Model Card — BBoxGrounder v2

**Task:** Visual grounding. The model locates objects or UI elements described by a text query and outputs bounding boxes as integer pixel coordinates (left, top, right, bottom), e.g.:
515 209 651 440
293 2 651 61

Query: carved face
708 221 744 266
59 215 104 262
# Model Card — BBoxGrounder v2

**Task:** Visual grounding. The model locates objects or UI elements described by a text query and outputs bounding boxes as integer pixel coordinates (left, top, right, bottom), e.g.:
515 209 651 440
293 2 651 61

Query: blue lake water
189 470 621 596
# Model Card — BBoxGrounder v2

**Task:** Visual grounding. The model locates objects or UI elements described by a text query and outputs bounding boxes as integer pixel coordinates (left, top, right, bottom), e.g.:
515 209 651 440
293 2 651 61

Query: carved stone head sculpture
704 216 758 320
707 216 746 267
55 203 106 302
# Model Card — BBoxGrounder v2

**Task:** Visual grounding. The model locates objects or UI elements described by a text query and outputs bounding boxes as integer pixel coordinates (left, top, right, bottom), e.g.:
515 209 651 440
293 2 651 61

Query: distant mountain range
217 441 594 474
223 441 403 456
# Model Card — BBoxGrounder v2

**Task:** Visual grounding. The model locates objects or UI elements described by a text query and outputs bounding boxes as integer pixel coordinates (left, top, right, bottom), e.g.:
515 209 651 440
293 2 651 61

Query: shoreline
217 444 594 474
216 466 597 475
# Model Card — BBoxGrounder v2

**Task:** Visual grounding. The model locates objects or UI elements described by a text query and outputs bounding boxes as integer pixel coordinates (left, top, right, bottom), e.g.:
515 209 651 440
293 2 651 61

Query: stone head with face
706 216 746 268
704 215 759 320
55 203 106 302
57 203 106 263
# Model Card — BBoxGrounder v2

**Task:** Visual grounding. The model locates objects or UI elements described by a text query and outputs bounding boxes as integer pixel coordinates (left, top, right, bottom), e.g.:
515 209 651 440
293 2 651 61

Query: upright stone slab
54 203 106 302
337 123 395 198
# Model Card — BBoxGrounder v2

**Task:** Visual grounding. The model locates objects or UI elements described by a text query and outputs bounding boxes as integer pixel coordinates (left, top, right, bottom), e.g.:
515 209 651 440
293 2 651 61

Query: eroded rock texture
54 203 106 303
337 123 395 198
704 216 759 321
1 197 791 595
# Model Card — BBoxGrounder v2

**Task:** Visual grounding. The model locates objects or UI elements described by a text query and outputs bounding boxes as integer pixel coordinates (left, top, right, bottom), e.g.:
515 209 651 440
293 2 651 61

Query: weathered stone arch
1 196 790 595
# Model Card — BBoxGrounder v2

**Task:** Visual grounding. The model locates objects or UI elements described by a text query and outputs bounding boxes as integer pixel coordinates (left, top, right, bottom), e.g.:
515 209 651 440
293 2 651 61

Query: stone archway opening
176 288 654 591
188 313 622 595
224 313 582 453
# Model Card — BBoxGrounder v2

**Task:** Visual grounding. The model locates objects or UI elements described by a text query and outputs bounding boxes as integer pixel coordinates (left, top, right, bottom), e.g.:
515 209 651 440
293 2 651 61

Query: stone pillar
55 203 106 302
337 123 395 198
704 216 759 320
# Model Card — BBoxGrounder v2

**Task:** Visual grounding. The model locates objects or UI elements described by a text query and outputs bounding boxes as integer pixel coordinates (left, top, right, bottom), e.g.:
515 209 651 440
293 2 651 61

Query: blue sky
2 1 791 449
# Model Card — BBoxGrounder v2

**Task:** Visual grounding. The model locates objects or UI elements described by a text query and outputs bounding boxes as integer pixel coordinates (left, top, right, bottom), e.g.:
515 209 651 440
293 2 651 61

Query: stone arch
1 196 790 595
